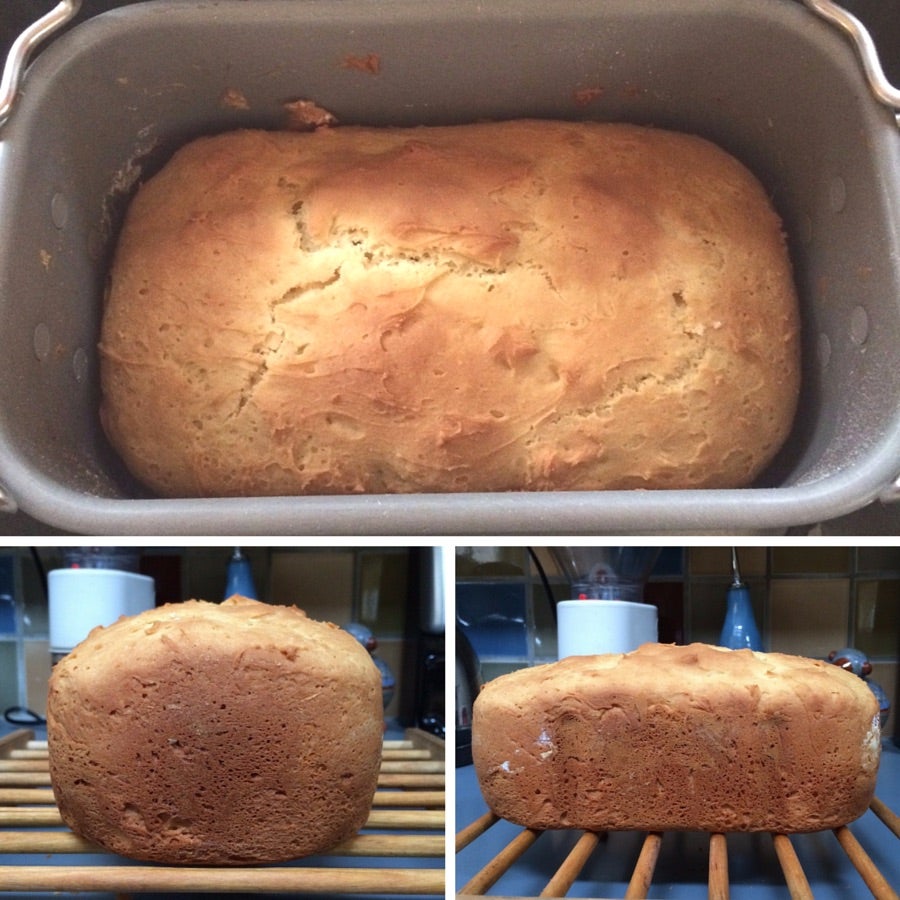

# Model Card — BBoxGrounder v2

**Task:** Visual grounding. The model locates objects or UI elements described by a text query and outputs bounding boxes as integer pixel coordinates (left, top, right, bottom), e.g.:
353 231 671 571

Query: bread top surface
51 594 378 689
477 642 879 717
101 120 800 496
474 642 881 769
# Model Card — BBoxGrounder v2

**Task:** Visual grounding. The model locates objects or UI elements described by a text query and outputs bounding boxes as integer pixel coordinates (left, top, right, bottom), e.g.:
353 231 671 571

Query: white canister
48 568 155 656
557 598 657 658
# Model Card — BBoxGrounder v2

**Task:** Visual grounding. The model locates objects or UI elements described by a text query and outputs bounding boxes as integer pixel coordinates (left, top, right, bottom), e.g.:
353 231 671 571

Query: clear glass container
550 547 661 601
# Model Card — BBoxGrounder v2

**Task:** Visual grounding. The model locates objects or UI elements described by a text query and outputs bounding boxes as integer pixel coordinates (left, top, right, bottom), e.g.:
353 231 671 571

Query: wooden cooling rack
457 798 900 900
0 726 445 894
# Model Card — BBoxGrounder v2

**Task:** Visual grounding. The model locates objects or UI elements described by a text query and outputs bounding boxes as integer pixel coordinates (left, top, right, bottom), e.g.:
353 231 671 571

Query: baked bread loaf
99 119 800 497
47 595 383 864
472 642 881 833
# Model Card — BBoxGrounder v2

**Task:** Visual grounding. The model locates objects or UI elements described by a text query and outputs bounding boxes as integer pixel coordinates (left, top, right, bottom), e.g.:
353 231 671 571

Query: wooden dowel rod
0 788 55 804
771 834 813 900
625 832 663 899
708 833 729 900
0 864 445 893
382 749 433 761
0 772 51 787
540 830 600 897
402 730 446 757
455 811 498 853
0 808 64 826
0 831 444 858
0 730 34 754
458 828 541 895
7 749 48 760
365 808 445 829
870 796 900 840
833 826 900 900
0 760 49 772
377 774 443 789
379 761 445 774
372 790 444 808
0 807 444 831
5 738 432 754
1 758 442 775
0 783 443 804
334 833 445 857
2 739 439 760
0 831 95 853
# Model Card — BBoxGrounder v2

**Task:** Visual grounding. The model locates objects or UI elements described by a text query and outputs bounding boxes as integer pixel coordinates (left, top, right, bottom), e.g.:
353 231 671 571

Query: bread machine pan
0 0 899 535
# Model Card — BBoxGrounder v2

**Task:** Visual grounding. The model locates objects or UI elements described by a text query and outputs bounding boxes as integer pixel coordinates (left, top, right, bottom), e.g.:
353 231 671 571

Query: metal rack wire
0 726 445 894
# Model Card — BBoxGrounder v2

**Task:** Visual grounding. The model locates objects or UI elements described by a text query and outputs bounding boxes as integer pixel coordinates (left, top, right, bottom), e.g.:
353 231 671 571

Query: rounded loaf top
478 641 881 719
47 595 384 864
100 119 800 497
56 593 376 685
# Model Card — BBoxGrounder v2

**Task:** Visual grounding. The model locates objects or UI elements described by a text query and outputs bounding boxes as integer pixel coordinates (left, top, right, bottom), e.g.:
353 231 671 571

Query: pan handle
0 482 18 515
0 0 83 129
802 0 900 125
879 476 900 506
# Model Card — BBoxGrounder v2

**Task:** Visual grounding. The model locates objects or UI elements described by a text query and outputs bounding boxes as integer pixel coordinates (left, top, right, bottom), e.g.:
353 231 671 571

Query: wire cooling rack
457 798 900 900
1 726 445 894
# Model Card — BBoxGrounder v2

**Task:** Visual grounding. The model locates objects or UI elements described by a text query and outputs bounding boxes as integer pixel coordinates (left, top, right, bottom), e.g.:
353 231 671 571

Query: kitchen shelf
0 726 445 895
456 798 900 900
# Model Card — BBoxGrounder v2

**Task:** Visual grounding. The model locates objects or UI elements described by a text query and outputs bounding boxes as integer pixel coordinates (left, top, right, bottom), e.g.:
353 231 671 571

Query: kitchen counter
456 741 900 899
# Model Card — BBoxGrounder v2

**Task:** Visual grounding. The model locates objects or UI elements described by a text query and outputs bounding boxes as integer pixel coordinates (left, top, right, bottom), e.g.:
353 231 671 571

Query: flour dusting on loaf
472 642 880 833
100 120 800 497
47 596 383 864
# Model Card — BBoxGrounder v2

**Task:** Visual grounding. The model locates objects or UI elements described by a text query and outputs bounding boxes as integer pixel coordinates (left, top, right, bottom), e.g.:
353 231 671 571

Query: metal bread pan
0 0 898 535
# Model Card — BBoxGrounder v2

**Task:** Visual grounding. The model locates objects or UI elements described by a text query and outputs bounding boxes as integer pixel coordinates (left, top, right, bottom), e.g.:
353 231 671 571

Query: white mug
557 599 657 658
49 568 155 655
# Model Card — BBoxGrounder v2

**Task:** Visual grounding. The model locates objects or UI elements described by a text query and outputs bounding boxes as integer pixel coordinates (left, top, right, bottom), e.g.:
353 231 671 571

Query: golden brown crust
100 120 800 497
472 642 880 833
47 596 383 864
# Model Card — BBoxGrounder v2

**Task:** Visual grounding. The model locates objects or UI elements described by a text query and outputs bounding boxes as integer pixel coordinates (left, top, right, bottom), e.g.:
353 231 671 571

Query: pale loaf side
100 120 800 497
47 596 384 864
472 642 880 833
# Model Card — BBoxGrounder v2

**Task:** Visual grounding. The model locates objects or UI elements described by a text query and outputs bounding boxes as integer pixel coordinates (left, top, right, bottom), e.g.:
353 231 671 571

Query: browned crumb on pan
573 86 605 107
221 87 251 110
341 53 381 75
282 98 339 131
